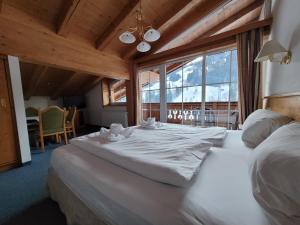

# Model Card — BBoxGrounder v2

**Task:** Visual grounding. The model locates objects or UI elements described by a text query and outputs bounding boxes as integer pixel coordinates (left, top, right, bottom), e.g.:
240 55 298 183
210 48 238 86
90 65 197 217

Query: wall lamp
255 40 292 64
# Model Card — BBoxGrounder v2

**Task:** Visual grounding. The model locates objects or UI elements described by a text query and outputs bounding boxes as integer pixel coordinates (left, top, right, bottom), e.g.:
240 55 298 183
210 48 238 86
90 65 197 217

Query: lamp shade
144 28 160 42
137 41 151 52
255 40 289 62
119 31 136 44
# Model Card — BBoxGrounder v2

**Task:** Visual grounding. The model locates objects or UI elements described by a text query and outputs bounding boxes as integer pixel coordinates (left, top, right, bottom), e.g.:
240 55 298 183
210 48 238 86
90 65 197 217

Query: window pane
142 91 150 103
230 82 238 102
166 68 182 88
183 56 202 87
167 88 182 103
183 86 202 102
206 51 231 84
149 71 160 90
150 90 160 103
205 83 229 102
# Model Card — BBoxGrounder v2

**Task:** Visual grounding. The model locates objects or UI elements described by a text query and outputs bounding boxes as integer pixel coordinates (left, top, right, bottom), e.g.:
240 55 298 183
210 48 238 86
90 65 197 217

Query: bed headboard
263 92 300 121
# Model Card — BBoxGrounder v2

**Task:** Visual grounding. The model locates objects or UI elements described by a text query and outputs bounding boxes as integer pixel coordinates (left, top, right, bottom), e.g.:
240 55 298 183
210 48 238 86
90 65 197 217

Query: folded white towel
120 127 134 138
99 124 134 142
110 123 123 135
141 118 158 129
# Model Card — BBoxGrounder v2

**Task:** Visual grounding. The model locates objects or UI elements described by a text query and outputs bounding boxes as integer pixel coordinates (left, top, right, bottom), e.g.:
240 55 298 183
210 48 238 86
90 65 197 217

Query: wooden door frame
0 55 22 171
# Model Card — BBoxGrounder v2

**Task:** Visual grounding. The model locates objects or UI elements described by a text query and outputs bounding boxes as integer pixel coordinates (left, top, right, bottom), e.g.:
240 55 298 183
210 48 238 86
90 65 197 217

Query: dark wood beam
96 0 139 50
0 0 3 13
126 63 137 126
51 72 79 100
57 0 87 37
196 0 264 39
135 18 272 68
81 76 103 94
24 66 48 100
121 0 192 59
137 0 232 56
0 16 130 79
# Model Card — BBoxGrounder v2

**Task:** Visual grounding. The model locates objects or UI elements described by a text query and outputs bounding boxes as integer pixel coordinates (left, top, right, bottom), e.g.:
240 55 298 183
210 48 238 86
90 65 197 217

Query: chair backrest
39 106 65 134
66 107 77 123
26 107 38 117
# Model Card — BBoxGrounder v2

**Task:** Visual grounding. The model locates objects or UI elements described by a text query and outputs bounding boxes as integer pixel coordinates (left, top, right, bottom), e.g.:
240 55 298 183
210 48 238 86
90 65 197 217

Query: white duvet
70 126 215 187
50 131 270 225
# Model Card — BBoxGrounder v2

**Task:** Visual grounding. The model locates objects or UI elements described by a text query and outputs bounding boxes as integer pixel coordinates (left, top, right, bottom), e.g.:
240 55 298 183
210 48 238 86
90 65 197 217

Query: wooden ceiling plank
196 0 264 39
51 72 80 99
138 0 232 56
136 18 272 67
81 76 103 94
96 0 139 50
121 0 192 59
0 16 130 79
24 66 48 100
57 0 87 37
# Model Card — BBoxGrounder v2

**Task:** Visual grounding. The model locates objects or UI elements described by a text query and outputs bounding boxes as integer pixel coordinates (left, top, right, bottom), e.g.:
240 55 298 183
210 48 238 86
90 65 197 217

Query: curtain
237 28 263 124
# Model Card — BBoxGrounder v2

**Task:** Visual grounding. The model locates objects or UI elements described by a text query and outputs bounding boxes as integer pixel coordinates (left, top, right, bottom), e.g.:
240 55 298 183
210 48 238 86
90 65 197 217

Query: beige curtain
237 28 263 124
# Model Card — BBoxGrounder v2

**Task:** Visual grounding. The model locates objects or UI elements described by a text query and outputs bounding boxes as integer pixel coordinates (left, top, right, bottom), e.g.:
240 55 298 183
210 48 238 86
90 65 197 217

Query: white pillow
250 122 300 225
242 109 291 148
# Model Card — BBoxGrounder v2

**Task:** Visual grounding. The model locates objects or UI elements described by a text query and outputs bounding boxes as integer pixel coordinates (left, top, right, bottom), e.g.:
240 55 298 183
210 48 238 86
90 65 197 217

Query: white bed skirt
48 168 108 225
48 168 152 225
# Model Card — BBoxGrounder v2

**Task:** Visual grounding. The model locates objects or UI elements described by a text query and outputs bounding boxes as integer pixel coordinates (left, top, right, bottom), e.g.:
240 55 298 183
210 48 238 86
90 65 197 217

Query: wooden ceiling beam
51 72 80 100
0 16 130 79
96 0 139 50
137 0 232 56
24 66 48 100
196 0 264 39
121 0 192 59
81 76 103 94
135 18 272 68
57 0 87 37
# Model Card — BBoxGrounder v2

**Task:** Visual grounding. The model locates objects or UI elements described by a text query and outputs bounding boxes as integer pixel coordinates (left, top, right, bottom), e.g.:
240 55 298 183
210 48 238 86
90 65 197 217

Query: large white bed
48 130 270 225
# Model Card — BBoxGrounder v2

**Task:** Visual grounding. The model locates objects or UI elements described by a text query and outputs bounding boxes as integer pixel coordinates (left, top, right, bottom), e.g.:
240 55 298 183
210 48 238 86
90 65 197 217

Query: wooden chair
37 106 68 150
65 107 77 138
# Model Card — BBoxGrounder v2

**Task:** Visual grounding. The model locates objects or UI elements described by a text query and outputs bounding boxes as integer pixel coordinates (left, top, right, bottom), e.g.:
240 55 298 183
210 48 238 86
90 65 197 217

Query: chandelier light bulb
137 41 151 52
119 31 136 44
144 28 160 42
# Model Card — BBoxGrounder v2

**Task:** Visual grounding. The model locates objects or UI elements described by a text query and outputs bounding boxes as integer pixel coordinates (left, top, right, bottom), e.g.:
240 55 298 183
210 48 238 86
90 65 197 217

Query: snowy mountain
142 50 238 103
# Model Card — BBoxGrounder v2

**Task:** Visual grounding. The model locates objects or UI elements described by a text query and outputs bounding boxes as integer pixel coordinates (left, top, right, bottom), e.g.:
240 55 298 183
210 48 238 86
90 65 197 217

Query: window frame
102 78 127 107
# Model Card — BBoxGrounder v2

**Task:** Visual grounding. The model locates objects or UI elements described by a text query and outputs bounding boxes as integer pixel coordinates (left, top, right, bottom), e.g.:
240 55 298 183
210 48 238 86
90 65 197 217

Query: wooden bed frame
263 92 300 121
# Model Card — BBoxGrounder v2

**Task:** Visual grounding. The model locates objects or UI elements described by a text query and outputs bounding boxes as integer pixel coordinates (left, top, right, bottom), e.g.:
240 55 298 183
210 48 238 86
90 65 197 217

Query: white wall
8 56 31 163
85 83 128 127
265 0 300 95
24 96 63 109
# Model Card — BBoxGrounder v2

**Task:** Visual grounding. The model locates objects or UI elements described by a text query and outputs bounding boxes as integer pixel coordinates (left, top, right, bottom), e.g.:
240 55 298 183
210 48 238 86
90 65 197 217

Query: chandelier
119 0 160 52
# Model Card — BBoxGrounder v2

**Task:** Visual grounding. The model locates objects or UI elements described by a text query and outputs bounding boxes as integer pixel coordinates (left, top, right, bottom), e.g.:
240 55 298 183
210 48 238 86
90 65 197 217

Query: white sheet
50 130 270 225
70 127 213 187
143 123 227 147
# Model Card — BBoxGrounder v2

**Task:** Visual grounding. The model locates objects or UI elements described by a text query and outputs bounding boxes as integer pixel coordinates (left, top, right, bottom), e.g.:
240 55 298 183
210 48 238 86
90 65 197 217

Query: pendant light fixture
119 0 160 53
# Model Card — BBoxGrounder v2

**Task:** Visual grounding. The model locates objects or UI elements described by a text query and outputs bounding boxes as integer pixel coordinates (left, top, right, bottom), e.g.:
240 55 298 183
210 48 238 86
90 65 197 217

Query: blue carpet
0 126 100 224
0 143 64 224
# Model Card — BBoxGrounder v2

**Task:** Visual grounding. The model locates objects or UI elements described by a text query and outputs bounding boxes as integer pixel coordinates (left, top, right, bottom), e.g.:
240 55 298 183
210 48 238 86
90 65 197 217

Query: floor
0 126 100 225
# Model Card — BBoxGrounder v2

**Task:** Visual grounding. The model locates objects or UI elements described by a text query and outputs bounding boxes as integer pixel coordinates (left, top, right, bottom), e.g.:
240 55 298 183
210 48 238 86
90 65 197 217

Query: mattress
49 130 270 225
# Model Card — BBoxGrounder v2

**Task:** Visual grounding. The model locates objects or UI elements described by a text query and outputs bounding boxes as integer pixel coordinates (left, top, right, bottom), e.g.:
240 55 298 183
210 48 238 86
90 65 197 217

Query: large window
138 49 239 129
140 70 160 121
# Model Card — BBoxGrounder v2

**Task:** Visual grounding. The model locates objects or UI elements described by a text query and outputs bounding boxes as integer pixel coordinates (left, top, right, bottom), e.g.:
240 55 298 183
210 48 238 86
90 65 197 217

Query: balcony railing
142 102 239 130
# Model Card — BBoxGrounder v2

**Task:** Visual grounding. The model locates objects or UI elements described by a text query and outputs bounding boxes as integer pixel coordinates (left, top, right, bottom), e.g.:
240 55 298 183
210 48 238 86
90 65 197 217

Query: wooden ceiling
0 0 267 83
20 62 102 100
